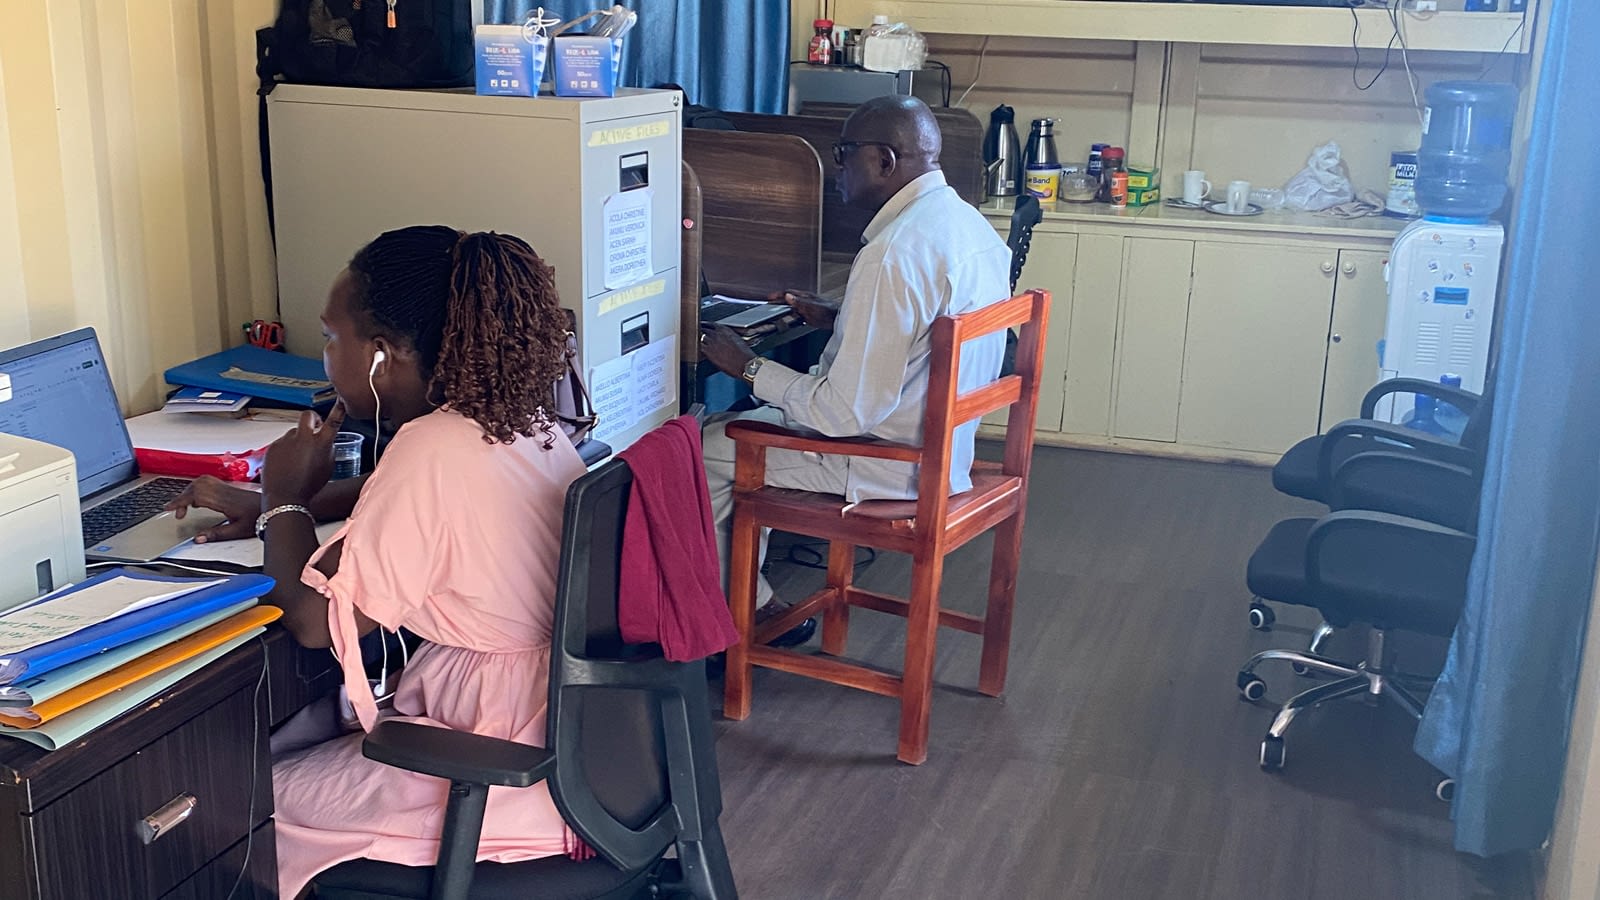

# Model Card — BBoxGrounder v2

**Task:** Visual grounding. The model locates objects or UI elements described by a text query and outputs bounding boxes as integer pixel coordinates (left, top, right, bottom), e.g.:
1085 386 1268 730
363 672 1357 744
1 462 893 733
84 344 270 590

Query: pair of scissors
244 319 285 351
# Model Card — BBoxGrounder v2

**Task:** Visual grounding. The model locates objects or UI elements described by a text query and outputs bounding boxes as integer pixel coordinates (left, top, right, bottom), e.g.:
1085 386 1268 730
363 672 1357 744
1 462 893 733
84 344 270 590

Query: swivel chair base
1236 627 1444 797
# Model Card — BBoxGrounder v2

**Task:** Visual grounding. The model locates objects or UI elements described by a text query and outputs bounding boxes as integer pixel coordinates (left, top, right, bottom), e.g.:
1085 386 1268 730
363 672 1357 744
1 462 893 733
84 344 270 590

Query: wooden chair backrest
682 129 822 299
915 290 1051 531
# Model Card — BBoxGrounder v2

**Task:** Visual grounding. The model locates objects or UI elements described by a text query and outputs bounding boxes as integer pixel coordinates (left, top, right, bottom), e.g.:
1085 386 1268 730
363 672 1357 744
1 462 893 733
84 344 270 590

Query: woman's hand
163 476 260 543
261 403 347 508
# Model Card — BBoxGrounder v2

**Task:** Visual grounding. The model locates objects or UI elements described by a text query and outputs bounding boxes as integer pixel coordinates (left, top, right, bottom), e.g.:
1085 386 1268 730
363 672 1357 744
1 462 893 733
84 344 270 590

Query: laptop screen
0 328 138 499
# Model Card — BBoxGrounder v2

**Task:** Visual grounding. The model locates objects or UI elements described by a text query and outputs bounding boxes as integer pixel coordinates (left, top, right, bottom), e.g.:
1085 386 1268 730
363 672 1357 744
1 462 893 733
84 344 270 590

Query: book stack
0 569 279 751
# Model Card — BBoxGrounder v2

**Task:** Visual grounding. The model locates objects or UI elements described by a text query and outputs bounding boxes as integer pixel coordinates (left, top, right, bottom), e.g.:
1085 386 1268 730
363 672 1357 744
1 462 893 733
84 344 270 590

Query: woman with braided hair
169 226 590 897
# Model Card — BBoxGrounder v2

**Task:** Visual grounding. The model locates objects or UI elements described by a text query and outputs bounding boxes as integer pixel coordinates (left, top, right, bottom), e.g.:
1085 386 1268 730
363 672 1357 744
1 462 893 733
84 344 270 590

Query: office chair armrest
725 419 920 463
1359 377 1481 419
1305 510 1475 608
1319 419 1473 485
1328 451 1480 534
362 720 557 788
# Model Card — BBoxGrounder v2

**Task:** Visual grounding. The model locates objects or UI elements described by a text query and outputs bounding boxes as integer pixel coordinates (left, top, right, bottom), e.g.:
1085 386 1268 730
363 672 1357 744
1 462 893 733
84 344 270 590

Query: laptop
0 328 225 562
699 296 793 332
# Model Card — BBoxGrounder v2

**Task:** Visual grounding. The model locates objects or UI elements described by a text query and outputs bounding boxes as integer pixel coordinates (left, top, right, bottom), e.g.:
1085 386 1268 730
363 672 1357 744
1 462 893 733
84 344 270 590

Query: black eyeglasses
831 141 898 166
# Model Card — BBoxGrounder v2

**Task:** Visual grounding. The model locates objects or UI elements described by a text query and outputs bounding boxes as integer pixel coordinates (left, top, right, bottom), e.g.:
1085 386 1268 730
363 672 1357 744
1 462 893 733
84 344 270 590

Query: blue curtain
486 0 789 113
1414 0 1600 858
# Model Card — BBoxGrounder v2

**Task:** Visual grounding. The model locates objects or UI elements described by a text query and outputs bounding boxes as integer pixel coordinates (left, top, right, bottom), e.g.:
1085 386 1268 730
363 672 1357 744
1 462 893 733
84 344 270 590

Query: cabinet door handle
1321 261 1336 274
1342 261 1357 275
1331 333 1343 343
137 793 197 845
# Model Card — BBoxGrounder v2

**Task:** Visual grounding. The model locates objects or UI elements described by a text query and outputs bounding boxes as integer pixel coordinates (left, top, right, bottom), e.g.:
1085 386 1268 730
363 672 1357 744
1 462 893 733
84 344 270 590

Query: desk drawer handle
137 793 197 845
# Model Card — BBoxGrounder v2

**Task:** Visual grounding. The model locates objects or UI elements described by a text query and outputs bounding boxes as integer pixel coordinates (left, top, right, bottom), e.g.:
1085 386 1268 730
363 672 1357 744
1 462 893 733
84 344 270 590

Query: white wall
0 0 278 413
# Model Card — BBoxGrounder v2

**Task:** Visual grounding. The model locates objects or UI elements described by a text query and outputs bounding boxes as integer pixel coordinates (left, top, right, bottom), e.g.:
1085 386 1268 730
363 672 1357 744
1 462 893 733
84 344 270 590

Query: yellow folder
0 606 282 728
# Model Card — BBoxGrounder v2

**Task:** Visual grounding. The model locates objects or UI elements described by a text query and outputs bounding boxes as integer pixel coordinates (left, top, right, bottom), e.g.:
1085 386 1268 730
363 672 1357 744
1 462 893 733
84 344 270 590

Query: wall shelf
829 0 1531 54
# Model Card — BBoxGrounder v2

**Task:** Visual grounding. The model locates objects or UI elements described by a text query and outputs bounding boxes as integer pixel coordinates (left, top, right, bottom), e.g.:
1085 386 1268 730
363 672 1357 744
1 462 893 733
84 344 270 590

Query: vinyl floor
708 445 1537 900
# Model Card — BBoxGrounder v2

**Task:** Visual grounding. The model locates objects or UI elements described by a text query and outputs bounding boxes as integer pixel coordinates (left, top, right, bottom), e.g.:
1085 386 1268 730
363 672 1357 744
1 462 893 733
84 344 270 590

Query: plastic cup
332 432 365 480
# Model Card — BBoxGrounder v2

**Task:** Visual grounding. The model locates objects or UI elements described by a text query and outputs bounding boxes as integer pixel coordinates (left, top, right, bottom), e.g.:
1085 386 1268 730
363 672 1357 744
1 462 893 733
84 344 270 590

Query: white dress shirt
751 170 1011 502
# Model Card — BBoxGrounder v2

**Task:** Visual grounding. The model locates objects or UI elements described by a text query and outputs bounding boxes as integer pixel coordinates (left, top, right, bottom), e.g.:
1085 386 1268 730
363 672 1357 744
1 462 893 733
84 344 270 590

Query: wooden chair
721 289 1051 765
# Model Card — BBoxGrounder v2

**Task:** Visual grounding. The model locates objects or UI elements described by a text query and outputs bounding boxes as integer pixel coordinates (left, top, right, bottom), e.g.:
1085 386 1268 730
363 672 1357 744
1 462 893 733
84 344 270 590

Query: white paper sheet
588 337 677 445
602 188 653 290
161 520 346 569
124 411 296 455
0 576 221 656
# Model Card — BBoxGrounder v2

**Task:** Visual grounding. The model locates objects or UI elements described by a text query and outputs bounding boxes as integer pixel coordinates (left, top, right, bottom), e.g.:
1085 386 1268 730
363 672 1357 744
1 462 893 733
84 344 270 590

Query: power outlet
1414 0 1439 9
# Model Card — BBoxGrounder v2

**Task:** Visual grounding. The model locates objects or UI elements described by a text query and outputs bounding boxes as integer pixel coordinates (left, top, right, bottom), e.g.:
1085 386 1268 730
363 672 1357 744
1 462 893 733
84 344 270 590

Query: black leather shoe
766 616 817 649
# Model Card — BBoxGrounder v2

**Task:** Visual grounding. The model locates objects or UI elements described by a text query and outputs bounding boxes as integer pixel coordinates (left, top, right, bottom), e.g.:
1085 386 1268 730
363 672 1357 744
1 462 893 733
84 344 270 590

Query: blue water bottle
1404 393 1450 437
1416 81 1518 220
1434 373 1469 440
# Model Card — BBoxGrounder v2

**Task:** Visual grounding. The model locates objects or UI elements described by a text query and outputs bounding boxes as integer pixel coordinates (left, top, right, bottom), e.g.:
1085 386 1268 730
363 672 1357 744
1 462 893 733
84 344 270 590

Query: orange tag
387 9 396 27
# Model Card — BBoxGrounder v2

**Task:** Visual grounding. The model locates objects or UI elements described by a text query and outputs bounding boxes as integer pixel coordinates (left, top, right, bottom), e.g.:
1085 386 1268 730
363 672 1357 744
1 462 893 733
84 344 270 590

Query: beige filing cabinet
988 202 1396 462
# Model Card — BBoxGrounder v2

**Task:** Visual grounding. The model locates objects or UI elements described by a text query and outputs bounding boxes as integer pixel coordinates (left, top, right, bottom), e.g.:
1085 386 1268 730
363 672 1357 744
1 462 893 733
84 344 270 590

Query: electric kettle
983 104 1022 197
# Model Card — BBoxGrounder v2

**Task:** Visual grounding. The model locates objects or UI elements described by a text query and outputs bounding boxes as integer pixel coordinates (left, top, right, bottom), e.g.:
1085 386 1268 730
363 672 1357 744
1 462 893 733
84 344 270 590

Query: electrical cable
783 540 877 570
1349 0 1401 91
1393 0 1426 127
1477 7 1527 80
955 36 990 108
224 636 269 900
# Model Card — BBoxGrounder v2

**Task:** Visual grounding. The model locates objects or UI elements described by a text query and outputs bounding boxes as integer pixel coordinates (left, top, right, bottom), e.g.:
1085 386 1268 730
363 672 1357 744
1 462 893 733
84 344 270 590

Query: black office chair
1000 195 1043 377
1248 377 1490 642
1234 508 1474 794
312 460 738 900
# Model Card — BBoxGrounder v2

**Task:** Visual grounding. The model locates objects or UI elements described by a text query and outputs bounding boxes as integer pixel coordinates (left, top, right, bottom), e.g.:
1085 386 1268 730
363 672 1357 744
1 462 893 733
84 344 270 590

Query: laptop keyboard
82 478 193 547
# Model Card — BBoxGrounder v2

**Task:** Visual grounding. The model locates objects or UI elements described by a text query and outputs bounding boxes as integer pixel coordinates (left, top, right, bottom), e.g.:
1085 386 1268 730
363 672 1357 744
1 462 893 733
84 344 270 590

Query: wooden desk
0 626 340 899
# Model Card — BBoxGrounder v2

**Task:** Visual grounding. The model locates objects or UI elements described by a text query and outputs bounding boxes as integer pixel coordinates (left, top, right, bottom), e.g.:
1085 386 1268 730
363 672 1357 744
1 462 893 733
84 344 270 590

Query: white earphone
368 348 386 376
367 348 385 472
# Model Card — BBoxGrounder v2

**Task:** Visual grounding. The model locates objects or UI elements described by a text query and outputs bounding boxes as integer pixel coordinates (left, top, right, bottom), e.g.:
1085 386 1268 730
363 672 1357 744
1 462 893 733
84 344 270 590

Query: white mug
1226 180 1252 214
1183 170 1212 205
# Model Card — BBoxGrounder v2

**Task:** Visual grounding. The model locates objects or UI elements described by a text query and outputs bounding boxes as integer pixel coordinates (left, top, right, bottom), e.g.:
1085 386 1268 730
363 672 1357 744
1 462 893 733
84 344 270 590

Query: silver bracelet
255 504 314 539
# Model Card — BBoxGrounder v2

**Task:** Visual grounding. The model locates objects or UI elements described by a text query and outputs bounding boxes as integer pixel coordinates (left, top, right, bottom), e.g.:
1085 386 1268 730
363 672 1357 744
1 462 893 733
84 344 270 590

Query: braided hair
347 225 569 447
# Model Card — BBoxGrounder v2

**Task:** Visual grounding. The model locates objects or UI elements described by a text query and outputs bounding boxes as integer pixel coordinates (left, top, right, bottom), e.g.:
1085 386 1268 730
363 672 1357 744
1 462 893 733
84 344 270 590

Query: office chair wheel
1259 736 1286 771
1237 671 1267 702
1436 778 1456 803
1248 602 1275 631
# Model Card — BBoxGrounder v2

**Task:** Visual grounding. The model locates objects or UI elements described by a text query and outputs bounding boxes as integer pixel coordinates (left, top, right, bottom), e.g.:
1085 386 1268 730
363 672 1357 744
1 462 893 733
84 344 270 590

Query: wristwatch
742 356 765 385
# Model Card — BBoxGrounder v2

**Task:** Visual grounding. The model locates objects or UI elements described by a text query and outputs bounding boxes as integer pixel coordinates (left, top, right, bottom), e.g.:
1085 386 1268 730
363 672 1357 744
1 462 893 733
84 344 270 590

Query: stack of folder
165 345 336 410
0 569 279 751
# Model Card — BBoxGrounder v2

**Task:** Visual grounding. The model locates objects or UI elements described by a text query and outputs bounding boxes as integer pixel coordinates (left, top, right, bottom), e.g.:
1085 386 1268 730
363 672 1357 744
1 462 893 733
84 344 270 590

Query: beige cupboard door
1062 233 1124 437
983 225 1077 433
1320 248 1392 431
1112 238 1195 442
1176 241 1336 454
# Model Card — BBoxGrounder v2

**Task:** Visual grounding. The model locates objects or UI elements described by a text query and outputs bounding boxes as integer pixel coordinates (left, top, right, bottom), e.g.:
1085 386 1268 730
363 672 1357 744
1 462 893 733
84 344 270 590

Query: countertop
979 197 1411 241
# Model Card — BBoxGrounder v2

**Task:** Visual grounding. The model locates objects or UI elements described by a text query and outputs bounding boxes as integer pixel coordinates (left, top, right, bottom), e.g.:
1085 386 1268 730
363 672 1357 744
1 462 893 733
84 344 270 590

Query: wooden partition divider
725 106 986 255
682 130 823 301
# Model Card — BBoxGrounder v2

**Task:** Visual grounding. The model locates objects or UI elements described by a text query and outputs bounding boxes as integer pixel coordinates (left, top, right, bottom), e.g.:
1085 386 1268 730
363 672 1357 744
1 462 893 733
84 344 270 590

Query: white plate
1203 200 1265 217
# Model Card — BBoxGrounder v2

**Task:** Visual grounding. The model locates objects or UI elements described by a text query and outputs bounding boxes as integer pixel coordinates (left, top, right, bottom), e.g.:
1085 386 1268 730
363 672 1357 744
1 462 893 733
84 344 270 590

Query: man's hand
700 324 759 380
261 403 347 508
164 476 261 544
770 289 840 331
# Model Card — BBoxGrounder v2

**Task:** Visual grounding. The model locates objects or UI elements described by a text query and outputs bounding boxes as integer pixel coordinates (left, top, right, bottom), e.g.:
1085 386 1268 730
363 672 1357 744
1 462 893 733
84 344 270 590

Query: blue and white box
475 24 546 97
552 35 622 97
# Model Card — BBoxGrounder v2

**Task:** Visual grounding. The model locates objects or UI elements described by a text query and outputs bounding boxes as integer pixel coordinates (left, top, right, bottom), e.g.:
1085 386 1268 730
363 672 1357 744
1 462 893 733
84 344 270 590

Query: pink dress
273 409 589 899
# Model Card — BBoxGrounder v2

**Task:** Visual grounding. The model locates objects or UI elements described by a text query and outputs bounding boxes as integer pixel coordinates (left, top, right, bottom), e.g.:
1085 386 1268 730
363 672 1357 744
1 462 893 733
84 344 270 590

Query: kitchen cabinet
1176 242 1336 453
1319 249 1392 431
983 203 1402 462
1113 238 1194 443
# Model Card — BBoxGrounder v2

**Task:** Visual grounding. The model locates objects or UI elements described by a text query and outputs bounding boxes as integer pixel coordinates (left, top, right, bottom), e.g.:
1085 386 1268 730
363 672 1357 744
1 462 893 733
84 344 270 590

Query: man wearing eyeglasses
700 95 1010 647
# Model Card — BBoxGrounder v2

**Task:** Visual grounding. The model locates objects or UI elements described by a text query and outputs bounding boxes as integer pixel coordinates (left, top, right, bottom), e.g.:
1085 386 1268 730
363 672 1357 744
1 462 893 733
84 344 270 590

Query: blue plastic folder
164 345 334 408
0 569 274 686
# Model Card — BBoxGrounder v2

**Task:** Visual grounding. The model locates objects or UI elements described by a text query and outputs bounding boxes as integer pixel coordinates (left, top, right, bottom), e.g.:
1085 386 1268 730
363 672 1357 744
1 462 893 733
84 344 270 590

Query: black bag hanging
259 0 475 90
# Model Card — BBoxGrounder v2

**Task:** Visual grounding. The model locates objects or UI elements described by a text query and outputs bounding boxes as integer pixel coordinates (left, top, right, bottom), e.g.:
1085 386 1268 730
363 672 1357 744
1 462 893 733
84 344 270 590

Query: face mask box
475 25 546 97
552 35 622 97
